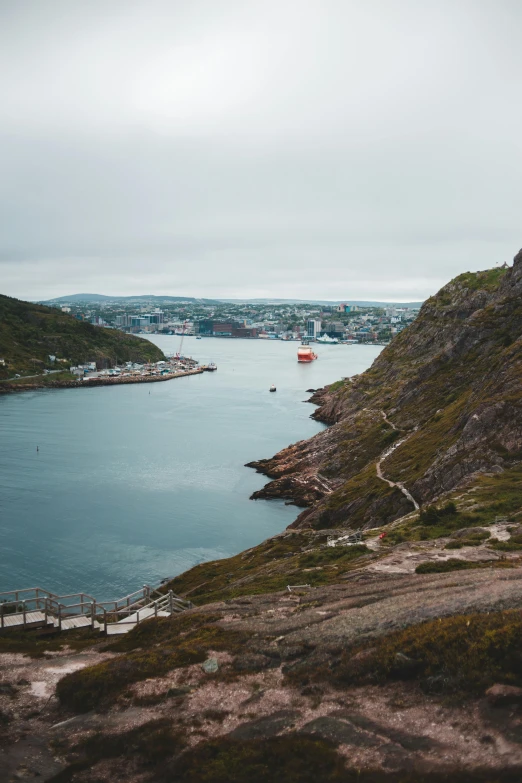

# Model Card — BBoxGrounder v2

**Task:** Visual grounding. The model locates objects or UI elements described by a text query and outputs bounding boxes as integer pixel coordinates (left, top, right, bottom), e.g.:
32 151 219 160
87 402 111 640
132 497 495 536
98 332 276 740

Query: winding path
374 417 420 511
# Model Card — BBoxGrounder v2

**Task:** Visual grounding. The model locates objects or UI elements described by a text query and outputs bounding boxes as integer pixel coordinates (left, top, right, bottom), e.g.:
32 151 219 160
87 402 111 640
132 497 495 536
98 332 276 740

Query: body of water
0 338 381 598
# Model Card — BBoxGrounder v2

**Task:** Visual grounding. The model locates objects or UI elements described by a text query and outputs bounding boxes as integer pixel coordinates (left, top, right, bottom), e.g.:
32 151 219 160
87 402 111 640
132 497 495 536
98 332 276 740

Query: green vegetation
327 379 346 392
322 415 404 482
455 267 508 292
48 719 186 782
0 626 101 657
415 559 482 574
298 544 369 568
168 735 345 783
49 726 522 783
163 532 374 605
56 613 253 712
287 609 522 698
444 537 487 550
0 293 164 380
316 463 405 530
160 466 522 608
50 733 346 783
288 259 522 536
488 537 522 552
6 370 78 386
74 718 185 764
380 465 522 547
419 502 457 524
384 393 471 486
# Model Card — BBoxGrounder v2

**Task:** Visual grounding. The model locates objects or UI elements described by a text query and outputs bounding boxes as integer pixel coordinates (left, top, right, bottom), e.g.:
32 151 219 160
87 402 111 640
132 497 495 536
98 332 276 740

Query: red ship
297 343 318 362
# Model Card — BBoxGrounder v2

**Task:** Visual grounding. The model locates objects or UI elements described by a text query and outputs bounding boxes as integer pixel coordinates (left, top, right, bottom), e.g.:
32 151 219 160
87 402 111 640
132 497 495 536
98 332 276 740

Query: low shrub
167 735 346 783
75 718 185 764
419 502 458 526
489 539 522 552
299 544 369 569
47 719 186 781
415 559 479 574
286 609 522 698
444 538 485 550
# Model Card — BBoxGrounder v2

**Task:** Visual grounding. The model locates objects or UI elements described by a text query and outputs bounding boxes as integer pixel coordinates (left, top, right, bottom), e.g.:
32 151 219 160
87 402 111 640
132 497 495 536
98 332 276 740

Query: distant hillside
0 294 165 380
41 293 423 308
40 293 220 305
221 298 424 307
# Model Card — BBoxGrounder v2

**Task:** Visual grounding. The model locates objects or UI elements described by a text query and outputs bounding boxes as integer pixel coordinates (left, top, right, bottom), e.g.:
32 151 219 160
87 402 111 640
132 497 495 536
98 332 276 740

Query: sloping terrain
3 456 522 781
248 253 522 531
0 294 164 380
3 555 522 780
2 254 522 781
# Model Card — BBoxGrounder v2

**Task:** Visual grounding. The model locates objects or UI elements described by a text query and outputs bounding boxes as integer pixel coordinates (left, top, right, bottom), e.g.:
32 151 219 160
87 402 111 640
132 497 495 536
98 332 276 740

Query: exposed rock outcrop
248 253 522 530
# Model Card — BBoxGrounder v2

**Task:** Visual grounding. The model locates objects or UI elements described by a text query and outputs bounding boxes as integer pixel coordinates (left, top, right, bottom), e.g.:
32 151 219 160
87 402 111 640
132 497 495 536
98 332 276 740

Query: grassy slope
161 461 522 605
286 263 522 529
0 294 165 379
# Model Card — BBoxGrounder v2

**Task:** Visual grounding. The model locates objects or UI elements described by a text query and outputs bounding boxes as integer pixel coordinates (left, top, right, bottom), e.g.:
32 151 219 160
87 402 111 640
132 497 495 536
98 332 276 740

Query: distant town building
337 304 359 313
306 319 322 339
232 326 258 338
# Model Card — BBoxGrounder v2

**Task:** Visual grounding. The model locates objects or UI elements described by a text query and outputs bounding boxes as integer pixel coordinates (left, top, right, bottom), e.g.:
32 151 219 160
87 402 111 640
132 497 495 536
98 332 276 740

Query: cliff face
248 252 522 530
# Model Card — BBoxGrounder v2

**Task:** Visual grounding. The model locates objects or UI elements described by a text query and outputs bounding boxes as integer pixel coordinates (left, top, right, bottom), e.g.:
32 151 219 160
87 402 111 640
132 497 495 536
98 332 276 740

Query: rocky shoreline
246 253 522 532
0 368 204 394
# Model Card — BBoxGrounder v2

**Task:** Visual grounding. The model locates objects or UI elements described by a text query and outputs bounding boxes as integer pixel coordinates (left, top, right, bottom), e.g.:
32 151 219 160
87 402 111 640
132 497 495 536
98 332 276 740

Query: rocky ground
3 548 522 781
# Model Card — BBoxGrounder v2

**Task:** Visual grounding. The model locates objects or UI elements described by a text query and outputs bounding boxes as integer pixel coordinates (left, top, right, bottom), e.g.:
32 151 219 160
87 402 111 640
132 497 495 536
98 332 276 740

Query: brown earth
3 563 522 781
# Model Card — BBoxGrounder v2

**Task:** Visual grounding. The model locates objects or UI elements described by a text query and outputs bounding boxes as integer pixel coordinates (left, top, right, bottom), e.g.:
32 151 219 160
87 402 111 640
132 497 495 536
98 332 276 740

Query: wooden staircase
0 584 192 636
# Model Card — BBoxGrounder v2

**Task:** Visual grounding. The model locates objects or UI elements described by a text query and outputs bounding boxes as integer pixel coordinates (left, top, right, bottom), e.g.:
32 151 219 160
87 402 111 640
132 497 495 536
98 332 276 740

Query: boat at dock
316 334 339 344
204 362 217 371
297 343 318 362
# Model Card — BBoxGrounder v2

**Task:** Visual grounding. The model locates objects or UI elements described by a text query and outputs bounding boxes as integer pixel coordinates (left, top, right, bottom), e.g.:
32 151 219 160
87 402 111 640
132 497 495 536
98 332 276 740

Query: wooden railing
0 583 192 632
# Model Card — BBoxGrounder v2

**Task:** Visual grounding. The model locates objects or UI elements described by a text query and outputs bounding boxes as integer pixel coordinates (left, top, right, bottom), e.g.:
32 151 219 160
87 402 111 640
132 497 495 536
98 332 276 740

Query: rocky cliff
248 252 522 531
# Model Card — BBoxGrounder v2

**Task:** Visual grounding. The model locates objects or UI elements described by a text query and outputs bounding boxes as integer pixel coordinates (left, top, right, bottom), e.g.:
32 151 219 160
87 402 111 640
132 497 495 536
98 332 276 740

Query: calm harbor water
0 338 381 598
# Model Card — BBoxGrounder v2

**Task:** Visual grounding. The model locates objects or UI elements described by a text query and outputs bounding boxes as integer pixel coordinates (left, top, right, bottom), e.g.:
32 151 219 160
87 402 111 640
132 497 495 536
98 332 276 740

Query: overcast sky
1 1 521 302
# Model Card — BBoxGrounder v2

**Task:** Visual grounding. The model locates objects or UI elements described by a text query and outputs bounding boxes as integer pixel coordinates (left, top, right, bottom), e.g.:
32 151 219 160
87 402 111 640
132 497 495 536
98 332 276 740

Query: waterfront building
306 318 322 339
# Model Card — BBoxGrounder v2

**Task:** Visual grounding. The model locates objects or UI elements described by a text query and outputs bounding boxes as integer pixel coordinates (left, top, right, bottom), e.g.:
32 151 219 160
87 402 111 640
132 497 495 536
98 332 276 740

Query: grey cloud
1 0 522 300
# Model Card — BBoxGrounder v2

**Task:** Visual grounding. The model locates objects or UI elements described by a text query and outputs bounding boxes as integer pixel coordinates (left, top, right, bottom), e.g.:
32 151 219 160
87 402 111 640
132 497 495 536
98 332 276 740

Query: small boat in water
204 362 217 371
196 336 202 340
269 384 277 392
297 343 318 362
